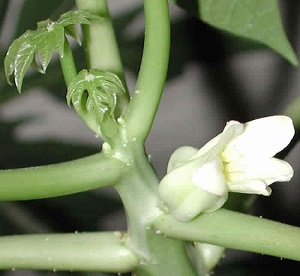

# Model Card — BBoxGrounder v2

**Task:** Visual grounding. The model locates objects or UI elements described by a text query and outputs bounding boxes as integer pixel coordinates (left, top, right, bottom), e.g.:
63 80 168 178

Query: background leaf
173 0 298 65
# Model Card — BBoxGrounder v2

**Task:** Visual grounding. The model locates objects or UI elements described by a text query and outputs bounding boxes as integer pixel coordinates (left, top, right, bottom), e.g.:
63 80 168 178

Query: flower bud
158 147 228 222
158 116 295 222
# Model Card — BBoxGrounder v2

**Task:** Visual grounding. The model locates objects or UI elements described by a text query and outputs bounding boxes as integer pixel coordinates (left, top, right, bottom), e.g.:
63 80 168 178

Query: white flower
158 116 294 222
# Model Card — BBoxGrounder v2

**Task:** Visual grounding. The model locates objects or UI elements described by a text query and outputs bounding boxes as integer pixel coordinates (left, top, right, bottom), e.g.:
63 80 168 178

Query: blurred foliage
0 1 299 275
173 0 298 65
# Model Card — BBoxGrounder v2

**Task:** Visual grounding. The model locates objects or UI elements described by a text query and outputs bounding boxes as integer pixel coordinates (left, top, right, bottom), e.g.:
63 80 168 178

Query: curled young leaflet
158 116 295 222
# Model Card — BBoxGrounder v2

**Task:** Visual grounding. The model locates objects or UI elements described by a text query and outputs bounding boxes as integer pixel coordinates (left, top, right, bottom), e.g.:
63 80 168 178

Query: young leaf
58 10 101 43
67 69 127 136
58 10 100 26
4 10 101 92
4 31 32 86
35 23 65 72
4 24 65 92
173 0 298 65
14 42 36 92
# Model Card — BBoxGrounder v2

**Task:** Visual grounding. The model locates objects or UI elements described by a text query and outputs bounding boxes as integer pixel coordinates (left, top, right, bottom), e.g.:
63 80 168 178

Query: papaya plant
0 0 300 275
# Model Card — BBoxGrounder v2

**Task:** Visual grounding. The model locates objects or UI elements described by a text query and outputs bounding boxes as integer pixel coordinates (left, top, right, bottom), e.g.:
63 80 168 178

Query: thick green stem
153 209 300 261
59 40 77 86
75 0 128 92
0 232 138 272
0 153 125 201
125 0 170 142
114 144 196 275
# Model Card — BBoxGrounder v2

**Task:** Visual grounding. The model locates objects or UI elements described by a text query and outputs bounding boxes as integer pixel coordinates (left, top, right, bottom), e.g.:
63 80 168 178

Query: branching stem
153 209 300 261
0 232 138 272
0 153 125 201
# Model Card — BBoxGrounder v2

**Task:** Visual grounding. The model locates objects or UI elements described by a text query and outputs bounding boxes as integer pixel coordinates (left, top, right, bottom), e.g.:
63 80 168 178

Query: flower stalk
153 209 300 261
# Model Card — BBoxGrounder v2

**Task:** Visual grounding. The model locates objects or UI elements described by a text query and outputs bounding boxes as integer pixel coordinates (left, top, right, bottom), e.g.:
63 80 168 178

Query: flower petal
192 157 227 196
171 189 228 222
222 116 295 162
159 157 228 222
159 157 207 217
195 120 244 162
228 179 272 196
167 146 198 173
226 157 293 185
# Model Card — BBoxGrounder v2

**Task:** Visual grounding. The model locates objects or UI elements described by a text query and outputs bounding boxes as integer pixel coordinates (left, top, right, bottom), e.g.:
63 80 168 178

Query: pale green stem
75 0 129 93
59 40 77 87
0 153 125 201
0 232 138 273
153 209 300 261
125 0 170 142
114 143 196 275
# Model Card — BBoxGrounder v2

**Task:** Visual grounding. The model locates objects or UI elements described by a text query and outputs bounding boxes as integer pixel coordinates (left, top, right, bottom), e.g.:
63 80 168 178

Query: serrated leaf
58 10 101 45
35 23 65 71
36 19 52 29
4 9 102 92
173 0 298 65
67 69 126 135
67 69 118 112
4 21 65 90
4 31 32 85
64 25 82 45
58 10 100 26
14 42 36 92
30 57 45 74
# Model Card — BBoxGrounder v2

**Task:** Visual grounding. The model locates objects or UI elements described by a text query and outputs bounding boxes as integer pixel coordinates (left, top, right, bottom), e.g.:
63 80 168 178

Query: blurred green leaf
173 0 298 65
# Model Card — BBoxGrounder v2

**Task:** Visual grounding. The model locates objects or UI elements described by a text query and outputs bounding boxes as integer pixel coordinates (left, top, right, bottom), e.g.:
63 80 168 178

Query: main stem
114 143 196 275
74 0 195 274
